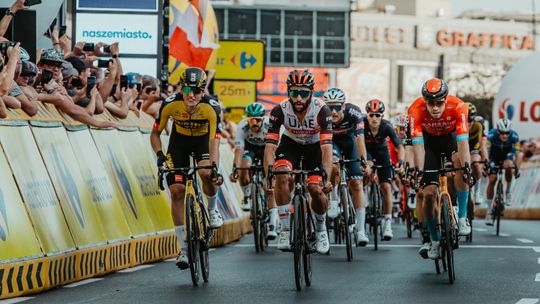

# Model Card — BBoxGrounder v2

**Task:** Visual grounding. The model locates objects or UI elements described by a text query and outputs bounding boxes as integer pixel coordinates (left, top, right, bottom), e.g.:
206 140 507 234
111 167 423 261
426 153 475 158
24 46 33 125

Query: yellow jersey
155 100 218 139
468 119 484 151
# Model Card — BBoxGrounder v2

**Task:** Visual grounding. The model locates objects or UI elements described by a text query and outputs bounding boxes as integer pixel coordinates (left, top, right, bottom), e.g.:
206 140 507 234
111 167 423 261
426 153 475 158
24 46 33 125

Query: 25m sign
214 81 256 108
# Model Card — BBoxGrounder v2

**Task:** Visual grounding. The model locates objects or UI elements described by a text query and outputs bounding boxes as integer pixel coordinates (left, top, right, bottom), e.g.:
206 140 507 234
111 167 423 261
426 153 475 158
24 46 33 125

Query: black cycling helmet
179 67 207 89
286 69 315 90
365 99 385 113
422 78 449 102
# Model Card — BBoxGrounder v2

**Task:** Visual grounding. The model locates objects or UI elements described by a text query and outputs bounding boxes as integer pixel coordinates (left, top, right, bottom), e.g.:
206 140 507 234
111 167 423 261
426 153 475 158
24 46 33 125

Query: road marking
538 258 540 264
230 244 539 250
534 247 540 253
536 273 540 282
165 258 176 262
0 297 35 304
499 233 511 237
63 278 104 288
517 239 534 244
516 299 539 304
474 228 487 232
117 265 155 273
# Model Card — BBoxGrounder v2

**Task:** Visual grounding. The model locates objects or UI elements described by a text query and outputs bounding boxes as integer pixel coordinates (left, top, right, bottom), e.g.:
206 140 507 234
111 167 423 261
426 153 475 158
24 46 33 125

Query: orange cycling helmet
422 78 448 102
365 99 385 113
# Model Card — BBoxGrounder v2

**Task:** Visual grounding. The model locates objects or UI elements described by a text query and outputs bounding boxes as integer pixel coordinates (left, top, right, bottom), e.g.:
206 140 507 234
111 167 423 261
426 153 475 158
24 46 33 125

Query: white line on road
63 278 104 288
538 258 540 264
499 233 511 237
117 265 155 273
516 299 539 304
534 247 540 253
536 273 540 282
230 244 540 250
474 228 487 232
517 239 534 244
0 297 35 304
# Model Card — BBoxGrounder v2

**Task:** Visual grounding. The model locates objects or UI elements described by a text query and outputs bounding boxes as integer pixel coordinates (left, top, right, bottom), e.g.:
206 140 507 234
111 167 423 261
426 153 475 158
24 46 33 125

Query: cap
61 62 79 79
40 48 65 65
65 56 89 74
20 61 39 76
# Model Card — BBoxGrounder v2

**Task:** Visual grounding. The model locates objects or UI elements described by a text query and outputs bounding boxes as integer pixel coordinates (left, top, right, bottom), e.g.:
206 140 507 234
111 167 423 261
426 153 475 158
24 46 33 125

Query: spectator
65 56 104 114
0 0 28 38
0 96 6 118
140 75 162 118
15 60 38 100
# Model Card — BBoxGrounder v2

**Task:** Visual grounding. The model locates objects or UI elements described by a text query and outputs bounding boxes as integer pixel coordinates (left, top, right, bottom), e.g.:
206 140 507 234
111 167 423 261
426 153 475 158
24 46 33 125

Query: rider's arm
264 105 283 176
455 102 471 166
388 122 405 163
319 105 334 177
513 132 522 170
208 106 220 166
233 122 246 167
150 102 169 154
353 110 367 160
408 107 425 170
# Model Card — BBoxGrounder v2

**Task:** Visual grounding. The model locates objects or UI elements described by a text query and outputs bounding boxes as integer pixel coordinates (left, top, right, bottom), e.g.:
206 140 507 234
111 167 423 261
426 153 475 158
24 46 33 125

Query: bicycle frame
437 174 456 227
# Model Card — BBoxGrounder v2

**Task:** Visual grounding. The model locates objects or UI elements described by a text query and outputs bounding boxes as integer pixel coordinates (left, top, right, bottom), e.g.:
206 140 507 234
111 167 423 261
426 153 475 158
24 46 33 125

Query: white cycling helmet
323 88 346 103
496 118 512 133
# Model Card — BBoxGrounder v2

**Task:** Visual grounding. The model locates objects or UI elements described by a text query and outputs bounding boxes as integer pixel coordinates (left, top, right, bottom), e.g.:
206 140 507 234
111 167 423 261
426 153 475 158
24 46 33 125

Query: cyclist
230 102 279 239
323 88 370 246
263 69 333 254
408 78 473 260
467 103 488 200
484 118 521 225
363 99 405 241
151 67 223 269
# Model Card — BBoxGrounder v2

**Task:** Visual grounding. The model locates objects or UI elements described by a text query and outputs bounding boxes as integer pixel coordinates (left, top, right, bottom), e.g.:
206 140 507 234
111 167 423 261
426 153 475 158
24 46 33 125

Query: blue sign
77 0 157 11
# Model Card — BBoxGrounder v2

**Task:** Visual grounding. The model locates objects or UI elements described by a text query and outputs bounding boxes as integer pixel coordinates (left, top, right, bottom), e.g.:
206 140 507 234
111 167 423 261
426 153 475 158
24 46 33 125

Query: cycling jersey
408 95 469 144
266 98 333 146
388 138 399 166
235 116 270 148
364 118 401 183
487 128 520 158
468 118 485 151
332 103 364 137
154 99 218 139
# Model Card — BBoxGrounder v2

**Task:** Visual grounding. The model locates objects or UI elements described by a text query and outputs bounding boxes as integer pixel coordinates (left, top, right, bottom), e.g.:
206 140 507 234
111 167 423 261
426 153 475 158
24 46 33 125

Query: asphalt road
4 220 540 304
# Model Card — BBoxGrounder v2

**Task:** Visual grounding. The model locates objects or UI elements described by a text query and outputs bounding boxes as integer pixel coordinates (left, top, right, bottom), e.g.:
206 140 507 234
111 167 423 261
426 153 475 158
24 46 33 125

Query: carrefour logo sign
231 52 257 70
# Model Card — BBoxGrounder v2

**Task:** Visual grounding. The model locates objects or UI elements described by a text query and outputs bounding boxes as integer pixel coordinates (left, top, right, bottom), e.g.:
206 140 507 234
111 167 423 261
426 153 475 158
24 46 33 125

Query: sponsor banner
0 146 43 260
0 126 75 253
66 130 132 240
75 13 158 55
90 129 156 235
337 57 390 107
168 0 220 84
119 131 173 231
215 40 265 81
77 0 158 11
214 81 256 108
33 128 107 246
494 52 540 139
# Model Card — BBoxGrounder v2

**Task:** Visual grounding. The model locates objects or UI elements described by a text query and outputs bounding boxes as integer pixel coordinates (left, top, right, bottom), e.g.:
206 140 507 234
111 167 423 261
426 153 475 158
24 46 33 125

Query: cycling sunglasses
289 90 311 99
368 113 382 118
499 131 510 135
248 117 263 125
426 98 446 107
182 86 203 95
328 104 343 112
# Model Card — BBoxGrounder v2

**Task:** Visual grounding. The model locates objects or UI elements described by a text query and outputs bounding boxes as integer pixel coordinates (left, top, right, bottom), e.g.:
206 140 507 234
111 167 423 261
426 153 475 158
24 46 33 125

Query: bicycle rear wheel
342 186 353 262
441 196 455 284
186 194 200 286
293 196 304 291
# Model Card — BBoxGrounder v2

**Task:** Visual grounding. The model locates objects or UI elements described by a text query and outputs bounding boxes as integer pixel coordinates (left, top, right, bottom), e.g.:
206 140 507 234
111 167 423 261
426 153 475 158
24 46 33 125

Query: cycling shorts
422 132 457 187
367 148 393 184
242 142 265 162
166 134 210 186
274 135 323 183
333 134 362 180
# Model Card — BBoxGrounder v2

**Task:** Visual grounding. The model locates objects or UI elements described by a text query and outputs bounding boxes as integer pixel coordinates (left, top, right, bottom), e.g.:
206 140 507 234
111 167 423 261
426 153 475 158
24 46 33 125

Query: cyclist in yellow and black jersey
467 103 488 200
150 67 223 270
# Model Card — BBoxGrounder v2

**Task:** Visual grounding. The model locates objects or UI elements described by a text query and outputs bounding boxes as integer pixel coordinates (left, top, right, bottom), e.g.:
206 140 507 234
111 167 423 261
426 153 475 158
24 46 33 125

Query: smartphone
0 41 17 55
97 59 111 68
83 43 95 52
120 75 128 90
70 77 83 88
86 76 96 96
59 25 67 37
24 0 42 6
103 45 111 53
40 70 54 86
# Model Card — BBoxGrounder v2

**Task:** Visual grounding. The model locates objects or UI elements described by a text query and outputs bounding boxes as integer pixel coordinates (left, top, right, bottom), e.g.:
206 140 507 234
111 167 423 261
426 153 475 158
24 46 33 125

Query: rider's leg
451 153 469 219
170 184 187 249
486 174 497 211
471 153 482 202
274 164 293 231
503 159 514 195
350 179 366 228
423 185 440 242
238 157 253 210
328 155 341 218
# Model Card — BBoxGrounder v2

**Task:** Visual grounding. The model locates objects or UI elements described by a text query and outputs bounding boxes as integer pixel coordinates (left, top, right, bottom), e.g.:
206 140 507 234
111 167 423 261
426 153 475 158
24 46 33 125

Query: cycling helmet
286 69 315 90
365 99 385 113
245 102 266 117
323 88 346 103
496 118 512 133
422 78 449 102
179 67 207 89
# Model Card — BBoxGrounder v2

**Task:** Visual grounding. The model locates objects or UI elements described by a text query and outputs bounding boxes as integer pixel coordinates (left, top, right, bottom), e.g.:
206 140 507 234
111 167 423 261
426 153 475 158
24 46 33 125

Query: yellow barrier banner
32 127 108 246
66 130 132 240
0 126 75 253
119 131 173 231
0 145 43 260
91 129 156 235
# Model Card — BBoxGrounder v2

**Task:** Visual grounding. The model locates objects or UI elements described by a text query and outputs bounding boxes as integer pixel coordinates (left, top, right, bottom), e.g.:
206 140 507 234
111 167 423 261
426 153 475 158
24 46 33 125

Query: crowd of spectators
521 139 540 163
0 0 171 128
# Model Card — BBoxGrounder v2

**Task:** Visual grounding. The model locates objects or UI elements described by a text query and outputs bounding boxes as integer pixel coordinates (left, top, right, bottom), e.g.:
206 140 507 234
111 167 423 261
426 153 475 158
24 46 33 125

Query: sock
486 199 493 213
269 208 278 227
457 191 468 219
356 208 366 232
426 219 440 242
175 225 185 250
419 221 430 243
206 194 218 211
505 181 511 194
384 214 392 221
330 186 339 201
242 185 251 198
278 204 290 231
314 212 326 232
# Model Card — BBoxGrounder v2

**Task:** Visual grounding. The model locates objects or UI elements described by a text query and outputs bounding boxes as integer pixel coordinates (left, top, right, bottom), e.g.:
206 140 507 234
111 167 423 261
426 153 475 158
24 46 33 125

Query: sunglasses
368 113 382 118
248 117 263 125
182 86 203 95
289 90 310 99
426 99 446 107
328 104 343 112
499 131 510 136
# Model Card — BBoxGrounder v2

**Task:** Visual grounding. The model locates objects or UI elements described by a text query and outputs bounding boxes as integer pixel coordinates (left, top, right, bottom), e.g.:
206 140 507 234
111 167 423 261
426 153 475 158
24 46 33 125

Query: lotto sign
215 40 265 81
214 81 256 108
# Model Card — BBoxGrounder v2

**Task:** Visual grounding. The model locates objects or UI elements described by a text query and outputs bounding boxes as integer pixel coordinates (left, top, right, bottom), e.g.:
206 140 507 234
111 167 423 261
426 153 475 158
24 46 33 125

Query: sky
451 0 537 17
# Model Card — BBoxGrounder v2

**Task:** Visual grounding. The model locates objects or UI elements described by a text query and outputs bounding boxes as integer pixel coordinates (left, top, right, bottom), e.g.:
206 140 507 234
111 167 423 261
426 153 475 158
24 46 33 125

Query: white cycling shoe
327 200 340 219
485 211 494 226
267 224 278 240
277 230 291 250
356 230 369 247
209 209 224 229
458 218 471 236
428 241 440 260
241 197 252 211
382 220 393 241
419 242 430 259
315 231 330 254
176 251 189 270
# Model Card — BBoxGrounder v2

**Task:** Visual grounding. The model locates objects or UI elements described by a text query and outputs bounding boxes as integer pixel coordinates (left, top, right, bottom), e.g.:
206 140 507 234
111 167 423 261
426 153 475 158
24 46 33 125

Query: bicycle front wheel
251 184 261 252
199 204 210 283
371 183 380 251
441 196 455 284
342 185 353 261
293 196 304 291
495 181 504 236
186 194 200 286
